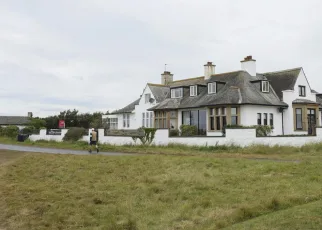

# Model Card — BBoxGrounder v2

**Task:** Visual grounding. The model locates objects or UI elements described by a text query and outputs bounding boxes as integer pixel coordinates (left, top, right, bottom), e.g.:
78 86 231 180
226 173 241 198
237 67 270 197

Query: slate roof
0 116 30 125
168 76 205 87
149 70 287 111
315 94 322 108
263 68 302 100
292 99 319 104
147 84 170 103
110 98 140 114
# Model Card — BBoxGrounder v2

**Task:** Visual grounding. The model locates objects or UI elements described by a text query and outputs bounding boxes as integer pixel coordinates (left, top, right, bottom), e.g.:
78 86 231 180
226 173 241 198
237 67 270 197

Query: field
1 148 322 229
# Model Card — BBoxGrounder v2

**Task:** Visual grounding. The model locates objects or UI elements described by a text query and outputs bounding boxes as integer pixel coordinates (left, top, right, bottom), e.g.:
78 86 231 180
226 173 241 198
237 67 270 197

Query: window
299 86 306 97
209 107 227 131
261 81 270 93
150 112 153 128
208 82 216 94
181 110 207 135
231 107 238 125
155 111 167 128
171 88 183 98
146 112 149 127
257 113 261 125
296 108 302 130
190 85 197 96
142 113 145 127
145 93 151 103
263 113 268 125
109 118 118 130
123 114 130 128
269 113 273 127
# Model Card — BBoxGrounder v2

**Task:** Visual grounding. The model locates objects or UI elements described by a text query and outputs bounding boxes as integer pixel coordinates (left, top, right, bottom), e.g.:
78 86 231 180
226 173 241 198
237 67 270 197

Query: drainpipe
282 109 284 135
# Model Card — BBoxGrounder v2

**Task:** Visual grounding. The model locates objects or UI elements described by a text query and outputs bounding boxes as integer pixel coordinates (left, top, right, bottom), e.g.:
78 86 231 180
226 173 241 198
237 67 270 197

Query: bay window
181 109 206 135
295 108 302 130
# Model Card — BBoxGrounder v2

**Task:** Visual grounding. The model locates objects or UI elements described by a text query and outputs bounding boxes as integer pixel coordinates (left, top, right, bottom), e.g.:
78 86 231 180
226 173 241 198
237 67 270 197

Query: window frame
263 113 268 125
269 113 273 127
190 85 197 97
261 81 270 93
231 107 238 125
295 108 303 130
208 82 216 94
299 85 306 97
142 112 145 127
171 88 183 98
109 118 118 130
257 113 262 125
209 107 228 131
155 111 168 129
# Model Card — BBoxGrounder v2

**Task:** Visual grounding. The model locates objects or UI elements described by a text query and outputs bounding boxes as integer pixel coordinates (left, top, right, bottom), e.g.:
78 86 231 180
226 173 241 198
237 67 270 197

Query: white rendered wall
134 85 158 129
29 129 68 142
240 105 283 135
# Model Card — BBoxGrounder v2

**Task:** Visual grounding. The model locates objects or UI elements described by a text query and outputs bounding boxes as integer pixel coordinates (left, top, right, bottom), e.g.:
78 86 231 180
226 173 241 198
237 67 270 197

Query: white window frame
142 113 145 127
171 88 183 98
208 82 216 94
190 85 197 96
123 114 130 128
145 93 151 103
109 118 118 130
146 112 149 127
261 81 270 93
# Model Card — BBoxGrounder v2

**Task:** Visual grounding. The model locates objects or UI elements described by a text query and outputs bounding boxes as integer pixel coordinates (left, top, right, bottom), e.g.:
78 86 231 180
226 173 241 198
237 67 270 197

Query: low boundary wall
28 128 322 147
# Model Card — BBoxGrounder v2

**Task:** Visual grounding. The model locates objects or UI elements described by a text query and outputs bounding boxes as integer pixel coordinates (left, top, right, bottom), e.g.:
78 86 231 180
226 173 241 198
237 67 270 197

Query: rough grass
2 136 322 161
1 150 322 229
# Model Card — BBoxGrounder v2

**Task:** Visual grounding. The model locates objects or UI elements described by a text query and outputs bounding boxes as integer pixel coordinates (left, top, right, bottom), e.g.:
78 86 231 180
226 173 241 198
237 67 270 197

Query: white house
105 56 322 136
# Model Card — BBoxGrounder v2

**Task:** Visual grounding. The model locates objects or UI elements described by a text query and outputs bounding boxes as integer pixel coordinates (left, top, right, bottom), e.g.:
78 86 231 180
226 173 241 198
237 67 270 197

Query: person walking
89 128 99 153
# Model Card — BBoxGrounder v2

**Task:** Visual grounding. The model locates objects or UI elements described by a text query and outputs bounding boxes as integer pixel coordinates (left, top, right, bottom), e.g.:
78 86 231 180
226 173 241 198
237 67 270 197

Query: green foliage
255 125 272 137
132 128 157 145
169 129 179 137
28 118 46 129
63 127 86 142
180 125 198 136
0 125 19 138
21 126 35 135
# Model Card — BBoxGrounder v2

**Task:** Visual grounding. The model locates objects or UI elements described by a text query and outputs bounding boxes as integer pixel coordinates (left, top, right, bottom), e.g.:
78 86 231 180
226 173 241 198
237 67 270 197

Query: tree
28 118 46 129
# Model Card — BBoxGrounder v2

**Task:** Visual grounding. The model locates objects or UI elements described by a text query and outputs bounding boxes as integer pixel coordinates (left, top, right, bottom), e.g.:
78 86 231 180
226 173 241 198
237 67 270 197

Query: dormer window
261 81 269 93
171 88 183 98
208 82 216 94
190 85 197 96
299 85 306 97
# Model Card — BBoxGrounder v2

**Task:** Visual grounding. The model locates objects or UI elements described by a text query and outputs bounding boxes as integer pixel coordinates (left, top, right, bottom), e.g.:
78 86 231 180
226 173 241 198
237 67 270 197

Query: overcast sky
1 0 322 117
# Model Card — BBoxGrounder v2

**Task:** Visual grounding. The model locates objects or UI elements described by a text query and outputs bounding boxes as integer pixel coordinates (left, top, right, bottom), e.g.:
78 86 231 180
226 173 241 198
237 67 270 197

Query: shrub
133 128 157 145
2 125 19 138
63 127 86 142
180 125 197 136
169 129 179 137
255 125 272 137
21 126 35 135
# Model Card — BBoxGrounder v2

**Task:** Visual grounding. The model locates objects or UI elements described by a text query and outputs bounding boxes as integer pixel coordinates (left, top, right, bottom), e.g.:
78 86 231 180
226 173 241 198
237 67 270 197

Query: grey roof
147 84 170 103
0 116 30 125
263 68 302 100
292 98 319 104
149 70 287 111
110 98 140 114
168 76 205 87
315 94 322 108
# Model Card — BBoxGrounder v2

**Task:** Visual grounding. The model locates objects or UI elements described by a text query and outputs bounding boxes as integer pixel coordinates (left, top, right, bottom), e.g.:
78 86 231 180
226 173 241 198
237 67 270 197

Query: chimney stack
27 112 33 118
204 62 216 79
241 55 256 76
161 71 173 85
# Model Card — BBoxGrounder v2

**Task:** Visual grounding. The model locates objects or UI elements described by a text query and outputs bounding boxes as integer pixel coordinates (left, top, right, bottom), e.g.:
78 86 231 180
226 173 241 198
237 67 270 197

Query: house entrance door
307 109 316 135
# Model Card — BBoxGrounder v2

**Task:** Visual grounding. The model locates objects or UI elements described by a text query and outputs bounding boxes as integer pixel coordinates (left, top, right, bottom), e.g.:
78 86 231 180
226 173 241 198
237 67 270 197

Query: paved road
0 144 135 156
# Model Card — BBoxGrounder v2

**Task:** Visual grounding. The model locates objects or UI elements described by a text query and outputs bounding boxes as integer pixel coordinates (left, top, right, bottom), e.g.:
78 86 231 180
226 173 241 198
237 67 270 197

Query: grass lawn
1 149 322 229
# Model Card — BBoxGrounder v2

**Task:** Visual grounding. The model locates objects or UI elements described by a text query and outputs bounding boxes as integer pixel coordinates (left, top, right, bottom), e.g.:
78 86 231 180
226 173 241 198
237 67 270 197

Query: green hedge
0 125 19 138
63 127 86 142
180 125 198 137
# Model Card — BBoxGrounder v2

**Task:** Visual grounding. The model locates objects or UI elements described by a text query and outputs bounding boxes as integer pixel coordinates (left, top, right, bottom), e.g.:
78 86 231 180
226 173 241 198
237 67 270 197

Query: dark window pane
270 113 273 126
257 113 261 125
210 117 215 130
182 111 190 125
222 116 227 127
231 116 237 125
231 107 237 115
191 111 198 127
216 117 221 130
198 110 207 134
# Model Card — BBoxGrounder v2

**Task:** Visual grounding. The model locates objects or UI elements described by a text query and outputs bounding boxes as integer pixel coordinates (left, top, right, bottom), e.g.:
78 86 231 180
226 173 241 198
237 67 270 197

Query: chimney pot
161 71 174 85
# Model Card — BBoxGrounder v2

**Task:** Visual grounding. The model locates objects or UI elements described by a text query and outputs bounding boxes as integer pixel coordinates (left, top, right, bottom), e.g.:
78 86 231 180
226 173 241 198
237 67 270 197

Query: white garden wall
29 128 322 147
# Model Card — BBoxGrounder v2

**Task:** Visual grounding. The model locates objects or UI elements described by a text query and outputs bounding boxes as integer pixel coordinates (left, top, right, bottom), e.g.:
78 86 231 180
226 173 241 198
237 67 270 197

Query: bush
180 125 198 136
63 127 86 142
21 126 35 135
169 129 179 137
1 125 19 138
255 125 272 137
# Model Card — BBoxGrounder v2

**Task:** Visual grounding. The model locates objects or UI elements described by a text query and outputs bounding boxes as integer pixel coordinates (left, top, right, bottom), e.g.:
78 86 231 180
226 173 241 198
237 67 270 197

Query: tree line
31 109 109 130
